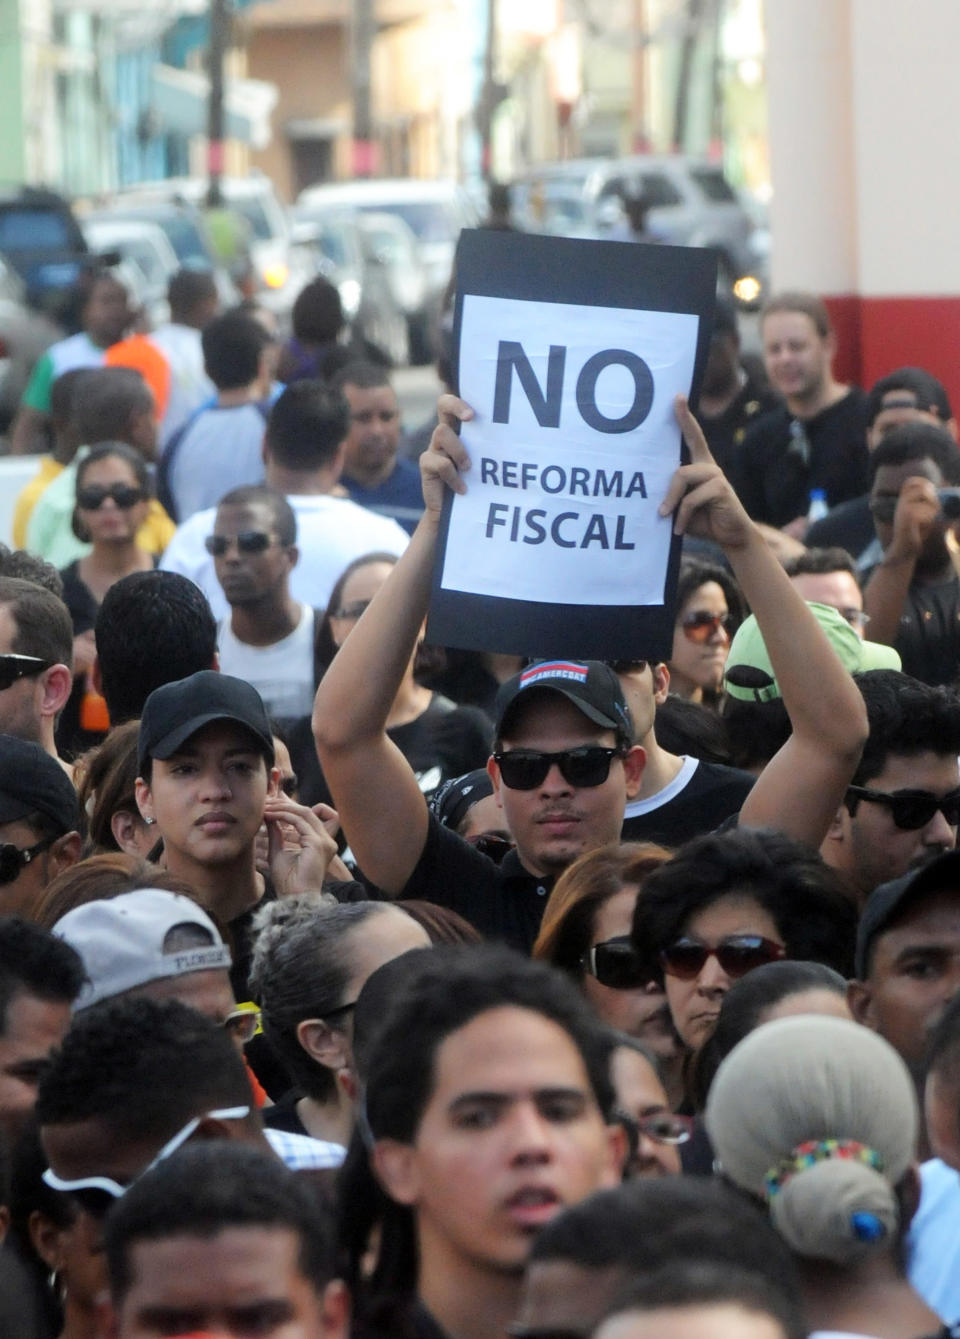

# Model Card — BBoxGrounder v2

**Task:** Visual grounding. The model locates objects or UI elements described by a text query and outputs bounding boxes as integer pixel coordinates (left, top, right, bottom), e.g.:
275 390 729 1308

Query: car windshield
0 209 74 252
231 196 274 241
355 201 453 243
151 215 210 266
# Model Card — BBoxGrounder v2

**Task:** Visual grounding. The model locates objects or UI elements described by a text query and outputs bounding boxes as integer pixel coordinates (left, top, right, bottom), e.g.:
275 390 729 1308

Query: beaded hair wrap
764 1138 885 1199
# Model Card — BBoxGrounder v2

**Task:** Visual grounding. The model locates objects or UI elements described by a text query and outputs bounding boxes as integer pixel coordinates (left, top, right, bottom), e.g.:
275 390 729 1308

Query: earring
143 817 155 826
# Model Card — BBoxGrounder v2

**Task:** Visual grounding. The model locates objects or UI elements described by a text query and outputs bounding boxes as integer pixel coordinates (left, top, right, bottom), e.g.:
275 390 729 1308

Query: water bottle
807 488 829 526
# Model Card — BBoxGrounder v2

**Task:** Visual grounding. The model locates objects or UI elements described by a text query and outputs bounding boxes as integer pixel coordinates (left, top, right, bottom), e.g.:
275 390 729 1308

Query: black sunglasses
660 935 786 981
0 654 54 691
77 483 144 510
581 936 650 990
846 784 960 830
204 531 276 557
0 836 56 887
493 746 623 791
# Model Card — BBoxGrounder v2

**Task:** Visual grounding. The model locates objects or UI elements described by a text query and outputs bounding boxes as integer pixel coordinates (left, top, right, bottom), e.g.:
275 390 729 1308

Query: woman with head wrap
706 1015 943 1339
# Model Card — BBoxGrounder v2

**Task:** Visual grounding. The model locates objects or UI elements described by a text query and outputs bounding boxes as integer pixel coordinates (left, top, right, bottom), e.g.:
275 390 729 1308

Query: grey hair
249 895 391 1100
705 1015 917 1266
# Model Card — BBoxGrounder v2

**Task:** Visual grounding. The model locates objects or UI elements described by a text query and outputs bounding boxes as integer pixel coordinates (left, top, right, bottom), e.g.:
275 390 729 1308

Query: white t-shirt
907 1157 960 1324
161 492 409 620
149 323 215 450
217 604 316 719
168 402 269 521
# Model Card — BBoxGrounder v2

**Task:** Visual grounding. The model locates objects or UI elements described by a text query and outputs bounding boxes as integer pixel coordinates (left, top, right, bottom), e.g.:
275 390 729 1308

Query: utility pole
207 0 229 203
351 0 376 176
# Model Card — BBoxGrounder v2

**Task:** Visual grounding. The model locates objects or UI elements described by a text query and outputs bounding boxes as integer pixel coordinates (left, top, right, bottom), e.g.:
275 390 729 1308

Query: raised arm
312 394 474 894
665 398 869 848
862 477 940 644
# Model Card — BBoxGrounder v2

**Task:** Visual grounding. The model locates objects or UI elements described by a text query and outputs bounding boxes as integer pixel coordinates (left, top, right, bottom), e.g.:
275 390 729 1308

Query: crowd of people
0 255 959 1339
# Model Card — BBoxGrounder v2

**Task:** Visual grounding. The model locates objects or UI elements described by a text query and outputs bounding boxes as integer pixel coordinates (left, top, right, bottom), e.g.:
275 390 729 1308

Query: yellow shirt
13 457 62 549
20 456 175 561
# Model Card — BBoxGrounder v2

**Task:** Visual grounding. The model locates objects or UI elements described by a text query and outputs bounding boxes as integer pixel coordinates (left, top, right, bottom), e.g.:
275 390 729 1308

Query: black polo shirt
400 814 553 952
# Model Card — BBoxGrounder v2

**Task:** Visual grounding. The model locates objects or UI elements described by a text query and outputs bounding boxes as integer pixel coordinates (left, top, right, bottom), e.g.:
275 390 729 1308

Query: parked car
512 156 762 301
0 257 62 433
82 217 179 328
0 187 94 328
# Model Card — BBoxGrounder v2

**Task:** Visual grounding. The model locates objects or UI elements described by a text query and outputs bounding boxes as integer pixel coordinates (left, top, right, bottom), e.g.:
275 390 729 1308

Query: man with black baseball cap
135 671 338 996
849 850 960 1092
0 734 81 918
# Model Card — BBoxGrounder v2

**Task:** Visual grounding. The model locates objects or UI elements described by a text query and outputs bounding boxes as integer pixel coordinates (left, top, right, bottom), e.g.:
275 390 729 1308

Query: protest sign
427 228 717 660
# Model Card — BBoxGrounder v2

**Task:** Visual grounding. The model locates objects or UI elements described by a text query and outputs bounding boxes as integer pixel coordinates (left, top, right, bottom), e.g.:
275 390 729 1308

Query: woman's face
663 895 784 1052
581 886 679 1063
76 455 148 546
328 561 395 650
610 1045 682 1177
669 581 732 696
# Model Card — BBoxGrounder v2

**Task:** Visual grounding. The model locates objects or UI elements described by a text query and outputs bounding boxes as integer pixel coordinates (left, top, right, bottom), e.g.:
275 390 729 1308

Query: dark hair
654 696 735 766
201 312 272 391
292 278 344 345
104 1142 335 1304
850 670 960 790
167 268 218 324
0 546 64 598
50 366 97 427
35 996 253 1144
74 719 141 853
215 484 297 548
0 916 84 1035
317 551 398 667
722 696 791 772
264 380 351 471
95 571 217 723
782 546 859 582
673 559 746 630
631 828 857 982
865 367 952 429
533 843 672 976
397 900 483 945
71 367 153 446
33 853 195 932
8 1116 76 1333
72 441 152 542
0 576 72 669
691 960 848 1110
868 421 960 487
332 360 392 394
761 292 831 338
601 1260 805 1339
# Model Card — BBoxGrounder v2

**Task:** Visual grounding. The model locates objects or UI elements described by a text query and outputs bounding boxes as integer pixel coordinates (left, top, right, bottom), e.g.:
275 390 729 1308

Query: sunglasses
0 835 55 887
681 611 735 643
0 653 54 691
614 1106 694 1153
493 746 623 791
846 784 960 830
222 1007 261 1044
76 483 144 510
581 936 650 990
204 531 276 557
660 935 786 981
42 1105 250 1217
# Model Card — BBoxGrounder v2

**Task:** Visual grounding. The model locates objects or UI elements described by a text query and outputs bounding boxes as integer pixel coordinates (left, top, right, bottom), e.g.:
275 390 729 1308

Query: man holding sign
312 392 868 952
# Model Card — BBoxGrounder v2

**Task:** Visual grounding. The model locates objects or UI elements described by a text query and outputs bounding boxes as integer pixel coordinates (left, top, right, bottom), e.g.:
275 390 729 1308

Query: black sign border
427 228 717 662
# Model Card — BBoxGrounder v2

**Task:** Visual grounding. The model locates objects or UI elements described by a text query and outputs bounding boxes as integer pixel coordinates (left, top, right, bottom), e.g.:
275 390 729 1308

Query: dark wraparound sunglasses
681 611 735 643
204 531 276 557
0 654 54 691
77 483 144 510
581 936 650 990
493 746 623 791
846 784 960 830
0 836 56 886
660 935 786 980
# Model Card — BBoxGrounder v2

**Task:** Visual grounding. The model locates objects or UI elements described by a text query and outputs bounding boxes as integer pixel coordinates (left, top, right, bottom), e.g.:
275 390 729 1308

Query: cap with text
494 660 633 746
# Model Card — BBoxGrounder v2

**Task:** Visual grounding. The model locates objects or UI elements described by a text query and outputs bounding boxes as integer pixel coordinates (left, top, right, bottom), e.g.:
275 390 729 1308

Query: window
689 168 737 203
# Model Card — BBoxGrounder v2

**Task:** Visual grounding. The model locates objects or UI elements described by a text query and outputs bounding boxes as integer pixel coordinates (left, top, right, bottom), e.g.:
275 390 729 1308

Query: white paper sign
439 294 699 607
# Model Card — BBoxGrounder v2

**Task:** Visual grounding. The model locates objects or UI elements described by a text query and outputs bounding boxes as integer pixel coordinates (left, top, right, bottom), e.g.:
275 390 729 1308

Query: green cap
724 602 902 703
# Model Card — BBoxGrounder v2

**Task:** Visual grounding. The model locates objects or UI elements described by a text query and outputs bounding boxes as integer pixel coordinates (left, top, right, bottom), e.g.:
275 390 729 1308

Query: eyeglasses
222 1007 261 1044
0 835 56 886
614 1106 694 1153
0 653 54 691
42 1104 250 1217
76 483 144 510
680 611 735 643
660 935 786 980
580 936 650 990
846 784 960 830
204 531 276 557
840 608 870 630
333 599 372 621
493 746 623 791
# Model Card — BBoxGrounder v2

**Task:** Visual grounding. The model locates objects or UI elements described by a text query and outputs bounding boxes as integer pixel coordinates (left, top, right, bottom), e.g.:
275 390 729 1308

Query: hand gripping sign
427 229 717 661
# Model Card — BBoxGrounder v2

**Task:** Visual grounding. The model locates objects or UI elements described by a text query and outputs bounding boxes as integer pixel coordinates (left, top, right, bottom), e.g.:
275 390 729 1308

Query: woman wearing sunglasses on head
630 827 856 1098
533 842 684 1107
667 559 746 708
57 443 156 754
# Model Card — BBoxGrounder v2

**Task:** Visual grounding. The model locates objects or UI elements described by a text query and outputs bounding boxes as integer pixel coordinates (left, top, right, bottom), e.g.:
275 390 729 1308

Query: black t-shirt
400 814 554 952
620 758 755 848
262 1088 310 1136
734 389 869 527
804 493 875 562
700 376 781 480
862 569 960 686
